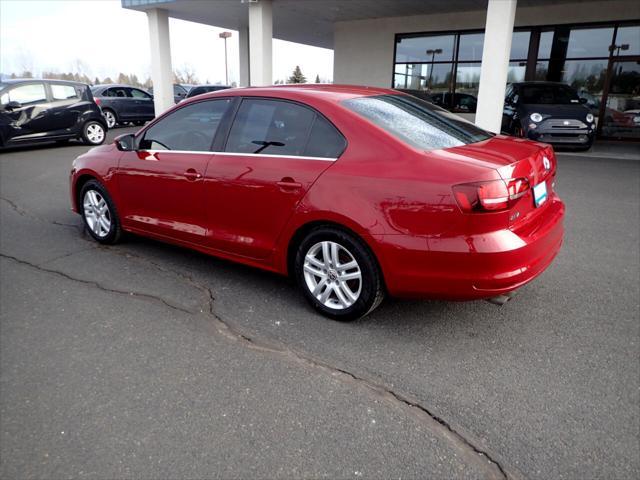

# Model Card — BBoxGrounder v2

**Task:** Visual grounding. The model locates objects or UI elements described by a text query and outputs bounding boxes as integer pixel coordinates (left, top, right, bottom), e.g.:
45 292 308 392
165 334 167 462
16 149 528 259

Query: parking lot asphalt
1 128 638 479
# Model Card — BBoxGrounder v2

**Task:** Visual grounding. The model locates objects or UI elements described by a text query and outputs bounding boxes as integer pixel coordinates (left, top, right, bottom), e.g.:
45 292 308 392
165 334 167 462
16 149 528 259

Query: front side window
139 99 231 151
343 94 491 151
1 83 47 105
225 99 315 156
130 88 151 99
51 84 79 101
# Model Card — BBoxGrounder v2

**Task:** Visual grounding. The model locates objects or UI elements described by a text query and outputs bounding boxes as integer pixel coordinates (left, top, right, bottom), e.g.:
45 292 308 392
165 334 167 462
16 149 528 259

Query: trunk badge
543 156 551 170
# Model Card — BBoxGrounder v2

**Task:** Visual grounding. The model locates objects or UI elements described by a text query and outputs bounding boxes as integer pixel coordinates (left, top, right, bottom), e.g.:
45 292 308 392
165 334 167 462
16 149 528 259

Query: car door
107 87 134 120
115 98 232 244
204 97 345 260
130 88 155 119
46 83 83 132
0 81 51 143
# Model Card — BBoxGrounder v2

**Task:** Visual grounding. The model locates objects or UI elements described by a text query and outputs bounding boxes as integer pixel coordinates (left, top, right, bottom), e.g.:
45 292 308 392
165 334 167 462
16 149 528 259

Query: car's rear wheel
80 180 122 244
103 109 117 129
82 121 106 145
294 227 384 321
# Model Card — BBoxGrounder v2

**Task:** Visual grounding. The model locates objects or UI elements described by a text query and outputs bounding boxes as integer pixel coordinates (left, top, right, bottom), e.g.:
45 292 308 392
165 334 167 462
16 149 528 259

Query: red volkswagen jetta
70 85 564 320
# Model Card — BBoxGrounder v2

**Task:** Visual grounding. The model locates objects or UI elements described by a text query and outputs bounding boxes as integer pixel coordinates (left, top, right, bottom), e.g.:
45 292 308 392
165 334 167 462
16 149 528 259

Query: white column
238 26 250 87
248 0 272 86
147 8 174 114
475 0 517 133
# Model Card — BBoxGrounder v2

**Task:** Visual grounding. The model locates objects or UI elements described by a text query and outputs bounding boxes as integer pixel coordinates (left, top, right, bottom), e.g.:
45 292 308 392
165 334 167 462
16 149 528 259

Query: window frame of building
392 20 640 139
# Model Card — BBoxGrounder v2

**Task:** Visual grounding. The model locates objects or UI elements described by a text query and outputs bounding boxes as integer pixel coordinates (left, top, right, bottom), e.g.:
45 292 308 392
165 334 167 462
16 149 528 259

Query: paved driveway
1 129 638 479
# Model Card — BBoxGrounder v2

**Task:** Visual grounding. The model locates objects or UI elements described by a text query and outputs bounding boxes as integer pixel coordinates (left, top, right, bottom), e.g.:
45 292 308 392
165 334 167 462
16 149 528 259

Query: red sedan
69 85 564 320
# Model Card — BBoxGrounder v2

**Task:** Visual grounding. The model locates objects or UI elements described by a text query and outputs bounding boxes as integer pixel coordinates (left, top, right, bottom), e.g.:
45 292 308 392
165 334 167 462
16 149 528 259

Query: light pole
219 31 232 85
426 48 442 91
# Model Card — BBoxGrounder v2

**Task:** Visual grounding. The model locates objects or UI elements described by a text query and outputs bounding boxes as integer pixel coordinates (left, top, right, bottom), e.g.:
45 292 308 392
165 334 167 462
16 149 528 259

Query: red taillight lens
453 178 530 213
94 98 101 106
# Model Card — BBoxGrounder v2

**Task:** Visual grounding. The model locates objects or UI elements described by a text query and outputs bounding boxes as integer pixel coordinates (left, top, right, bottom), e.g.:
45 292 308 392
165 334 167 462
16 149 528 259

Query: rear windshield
343 94 491 151
519 85 580 105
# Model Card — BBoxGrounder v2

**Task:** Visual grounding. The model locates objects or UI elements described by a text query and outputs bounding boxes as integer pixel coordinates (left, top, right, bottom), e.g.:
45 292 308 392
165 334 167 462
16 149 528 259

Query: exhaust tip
486 291 517 306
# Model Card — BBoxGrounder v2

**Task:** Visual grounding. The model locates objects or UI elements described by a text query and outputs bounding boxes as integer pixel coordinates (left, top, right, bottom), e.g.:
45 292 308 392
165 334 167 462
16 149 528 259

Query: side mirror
114 133 135 151
4 101 21 111
579 97 588 104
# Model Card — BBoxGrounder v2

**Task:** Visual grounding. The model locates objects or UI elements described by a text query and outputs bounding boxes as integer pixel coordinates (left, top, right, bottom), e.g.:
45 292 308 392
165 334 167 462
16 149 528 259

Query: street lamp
609 43 629 57
219 31 232 85
425 48 443 91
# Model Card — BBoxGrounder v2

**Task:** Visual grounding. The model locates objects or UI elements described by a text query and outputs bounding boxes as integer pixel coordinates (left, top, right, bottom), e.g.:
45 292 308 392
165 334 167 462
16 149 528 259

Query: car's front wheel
103 109 117 129
80 179 122 244
294 227 385 321
81 121 106 146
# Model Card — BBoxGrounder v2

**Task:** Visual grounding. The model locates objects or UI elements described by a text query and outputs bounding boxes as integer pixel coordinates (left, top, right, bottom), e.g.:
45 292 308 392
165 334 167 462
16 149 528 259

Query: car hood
519 103 590 118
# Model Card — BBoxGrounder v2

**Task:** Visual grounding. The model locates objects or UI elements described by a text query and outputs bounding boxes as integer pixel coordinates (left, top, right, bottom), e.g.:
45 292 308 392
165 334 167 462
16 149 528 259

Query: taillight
94 98 101 106
453 178 530 213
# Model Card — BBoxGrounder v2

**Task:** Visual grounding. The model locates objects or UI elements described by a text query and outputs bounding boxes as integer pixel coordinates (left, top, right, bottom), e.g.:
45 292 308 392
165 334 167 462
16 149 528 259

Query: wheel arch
284 219 386 290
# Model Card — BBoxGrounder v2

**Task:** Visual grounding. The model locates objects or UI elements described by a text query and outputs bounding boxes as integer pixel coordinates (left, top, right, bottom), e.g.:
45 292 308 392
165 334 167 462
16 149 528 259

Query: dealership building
123 0 640 141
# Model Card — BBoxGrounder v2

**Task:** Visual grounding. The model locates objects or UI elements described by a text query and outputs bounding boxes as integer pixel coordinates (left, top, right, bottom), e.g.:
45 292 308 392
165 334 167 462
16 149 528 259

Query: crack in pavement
54 247 514 479
1 196 80 230
0 200 515 479
0 253 194 315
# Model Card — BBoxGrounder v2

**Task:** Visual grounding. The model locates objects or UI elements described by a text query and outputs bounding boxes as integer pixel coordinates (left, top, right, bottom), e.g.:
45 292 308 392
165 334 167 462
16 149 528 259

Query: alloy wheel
86 123 105 144
104 111 116 128
303 241 362 310
83 189 111 238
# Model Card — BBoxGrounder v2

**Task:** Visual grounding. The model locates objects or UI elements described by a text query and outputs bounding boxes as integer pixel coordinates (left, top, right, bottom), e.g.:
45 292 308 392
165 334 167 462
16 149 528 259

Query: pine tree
315 74 320 83
287 66 306 84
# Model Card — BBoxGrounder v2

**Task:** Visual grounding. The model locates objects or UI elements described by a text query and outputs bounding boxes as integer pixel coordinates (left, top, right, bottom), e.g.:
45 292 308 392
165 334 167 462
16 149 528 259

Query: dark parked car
0 79 107 148
503 82 595 149
185 85 231 99
149 84 191 104
91 84 154 129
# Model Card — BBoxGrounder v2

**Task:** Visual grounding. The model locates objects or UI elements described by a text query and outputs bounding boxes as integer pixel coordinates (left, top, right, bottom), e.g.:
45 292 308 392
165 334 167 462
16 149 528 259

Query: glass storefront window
602 60 640 138
561 59 608 114
395 34 455 63
510 31 531 60
614 26 640 56
507 62 527 83
566 27 615 58
394 63 452 92
538 31 554 59
458 33 484 62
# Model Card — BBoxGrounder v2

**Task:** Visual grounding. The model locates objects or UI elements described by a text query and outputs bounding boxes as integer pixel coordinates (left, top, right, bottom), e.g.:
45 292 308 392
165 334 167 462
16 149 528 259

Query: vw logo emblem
543 156 551 170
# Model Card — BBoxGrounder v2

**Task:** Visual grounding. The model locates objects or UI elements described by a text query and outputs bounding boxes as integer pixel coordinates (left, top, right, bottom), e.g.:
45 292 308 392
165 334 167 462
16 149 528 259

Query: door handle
184 169 202 181
277 177 302 190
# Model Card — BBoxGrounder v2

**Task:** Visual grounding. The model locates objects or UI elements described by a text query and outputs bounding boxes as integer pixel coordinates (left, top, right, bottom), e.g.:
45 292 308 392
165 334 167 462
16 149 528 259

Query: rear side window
225 99 315 156
1 83 47 105
104 88 130 98
343 94 491 151
304 115 346 158
51 84 79 101
139 99 231 152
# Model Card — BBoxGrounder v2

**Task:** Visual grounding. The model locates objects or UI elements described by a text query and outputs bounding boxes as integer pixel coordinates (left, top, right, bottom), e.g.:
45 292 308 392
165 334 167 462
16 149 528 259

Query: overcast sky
0 0 334 84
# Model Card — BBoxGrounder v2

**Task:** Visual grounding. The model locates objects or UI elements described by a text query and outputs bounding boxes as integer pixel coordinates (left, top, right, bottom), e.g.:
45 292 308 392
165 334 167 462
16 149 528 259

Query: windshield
343 94 492 151
519 85 580 105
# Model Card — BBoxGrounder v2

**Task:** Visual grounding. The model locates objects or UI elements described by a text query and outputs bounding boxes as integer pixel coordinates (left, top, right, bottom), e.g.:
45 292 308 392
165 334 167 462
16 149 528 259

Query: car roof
92 84 145 90
190 84 399 104
512 81 571 87
1 78 88 87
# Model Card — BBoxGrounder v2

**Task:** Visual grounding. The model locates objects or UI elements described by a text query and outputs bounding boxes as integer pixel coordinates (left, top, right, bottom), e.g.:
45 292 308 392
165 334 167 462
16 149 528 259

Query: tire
103 109 117 129
81 121 106 146
294 227 385 321
80 179 122 244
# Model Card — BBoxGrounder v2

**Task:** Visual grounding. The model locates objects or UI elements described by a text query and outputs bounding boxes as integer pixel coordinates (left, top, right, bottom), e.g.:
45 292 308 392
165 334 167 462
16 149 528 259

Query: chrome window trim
141 149 337 162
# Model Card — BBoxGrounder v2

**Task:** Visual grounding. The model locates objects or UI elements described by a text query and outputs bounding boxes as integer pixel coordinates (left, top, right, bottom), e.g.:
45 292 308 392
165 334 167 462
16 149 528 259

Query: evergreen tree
287 66 306 84
315 74 320 83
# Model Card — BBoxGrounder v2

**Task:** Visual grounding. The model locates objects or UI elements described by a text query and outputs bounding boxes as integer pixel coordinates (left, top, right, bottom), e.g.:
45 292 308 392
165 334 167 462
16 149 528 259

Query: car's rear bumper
374 196 565 300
